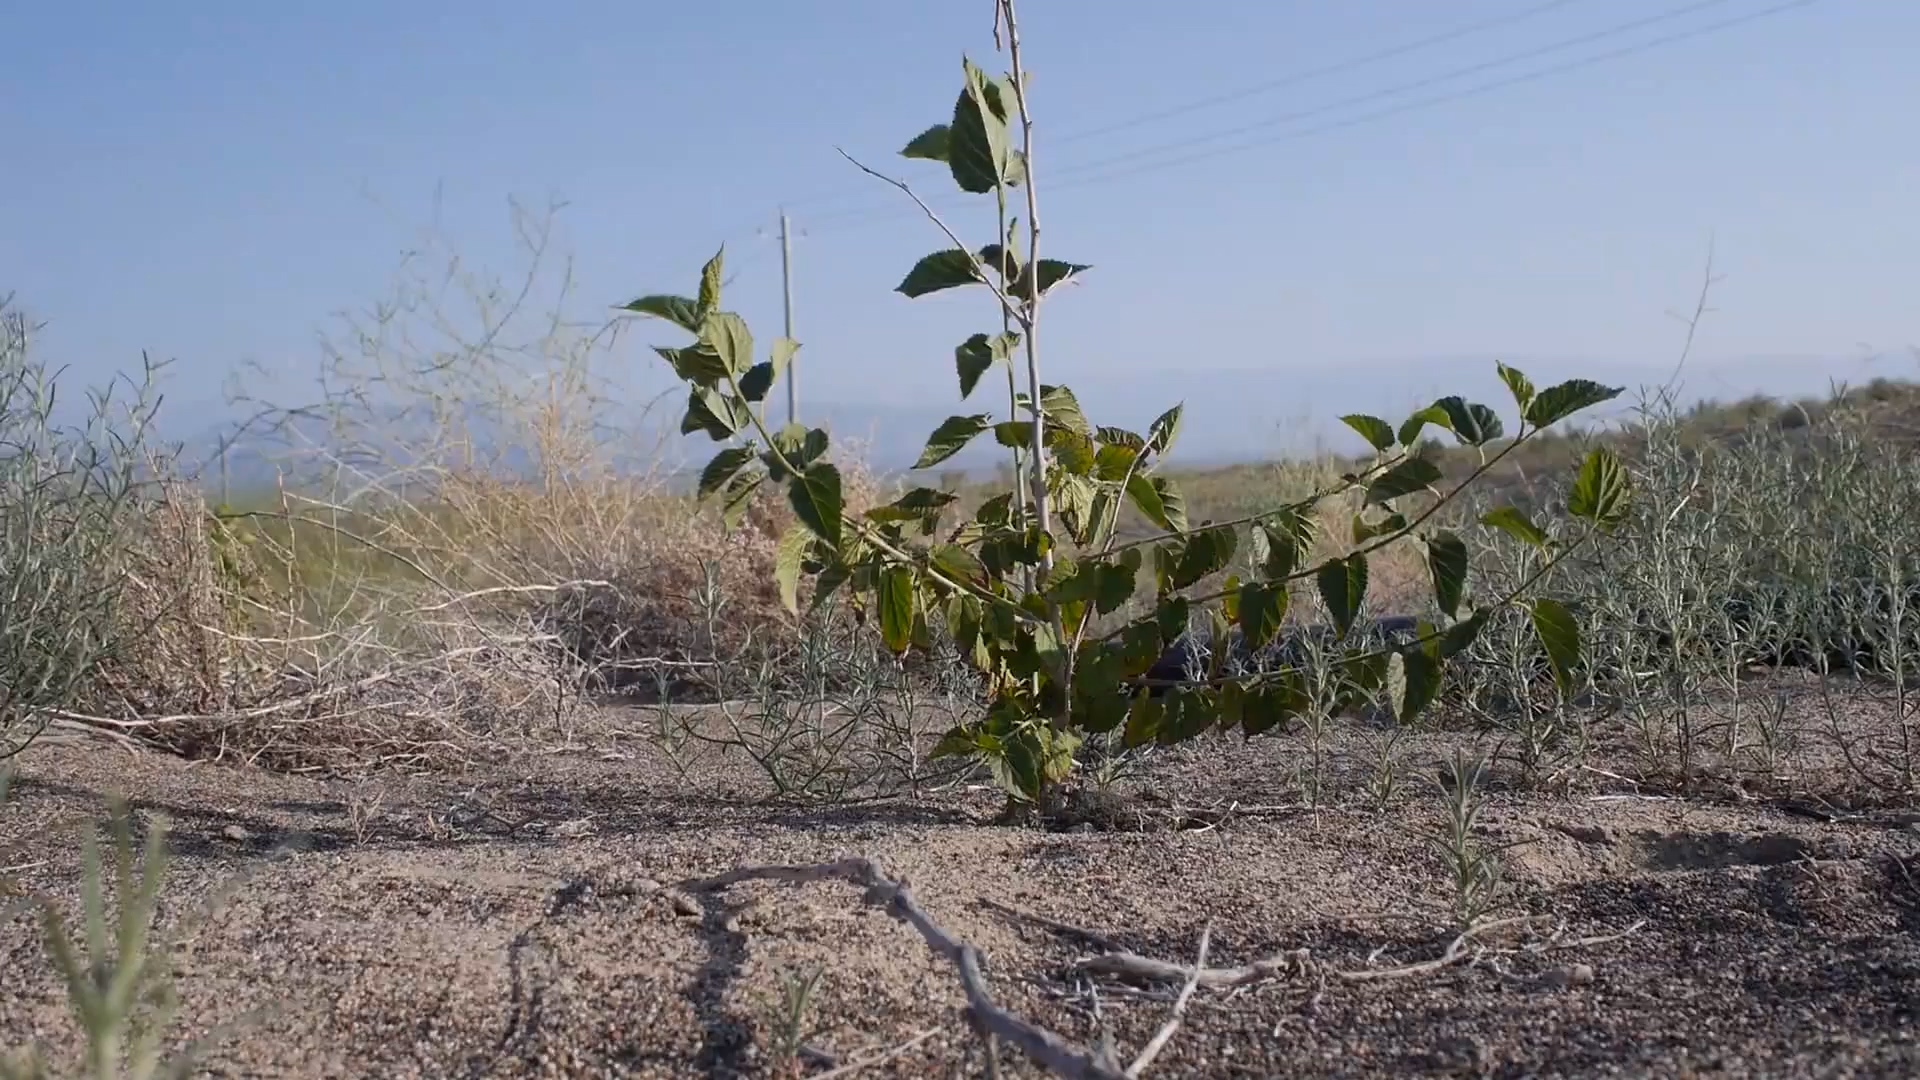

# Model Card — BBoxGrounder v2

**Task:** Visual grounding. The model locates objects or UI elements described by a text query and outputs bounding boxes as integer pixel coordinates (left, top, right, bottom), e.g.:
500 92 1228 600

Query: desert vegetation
4 3 1916 1077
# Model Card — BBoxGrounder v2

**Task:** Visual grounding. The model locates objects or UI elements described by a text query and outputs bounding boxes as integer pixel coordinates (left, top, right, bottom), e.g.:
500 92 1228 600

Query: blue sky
5 0 1915 458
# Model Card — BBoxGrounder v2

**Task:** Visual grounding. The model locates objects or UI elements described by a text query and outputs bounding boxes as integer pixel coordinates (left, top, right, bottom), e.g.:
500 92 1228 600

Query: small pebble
670 893 700 918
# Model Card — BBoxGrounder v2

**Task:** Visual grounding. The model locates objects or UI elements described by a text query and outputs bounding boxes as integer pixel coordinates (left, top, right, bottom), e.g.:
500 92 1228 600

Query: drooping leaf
656 343 730 386
877 566 916 653
1123 693 1163 749
1525 378 1623 429
1366 456 1444 506
770 337 799 379
954 333 997 399
789 462 844 546
1388 647 1445 724
766 423 830 480
1435 396 1503 446
930 543 987 590
1352 510 1410 545
698 446 757 501
900 124 952 161
1316 553 1369 638
1237 580 1289 648
1168 525 1237 590
1241 671 1310 736
915 413 994 469
719 470 762 531
774 525 814 614
1568 446 1631 532
1341 414 1396 453
1251 509 1312 581
620 294 702 333
1426 529 1469 618
976 243 1023 282
992 420 1032 448
1496 362 1536 412
1480 505 1548 549
681 386 746 440
1529 597 1582 695
866 486 958 526
896 249 983 298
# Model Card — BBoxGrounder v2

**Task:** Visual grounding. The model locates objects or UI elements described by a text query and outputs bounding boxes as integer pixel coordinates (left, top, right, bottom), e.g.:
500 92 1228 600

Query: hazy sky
6 0 1915 439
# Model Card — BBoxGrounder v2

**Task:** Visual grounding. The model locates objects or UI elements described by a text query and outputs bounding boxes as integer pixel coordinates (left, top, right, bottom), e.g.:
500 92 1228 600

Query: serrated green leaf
1440 610 1487 658
774 525 813 614
977 243 1023 282
698 446 757 501
1388 647 1444 724
696 248 725 317
1436 396 1503 446
620 294 702 333
1529 597 1581 695
681 386 746 440
1147 403 1184 457
1496 362 1535 411
657 343 730 386
699 312 754 377
1366 456 1444 505
1123 693 1163 749
877 566 915 654
1525 378 1623 428
993 420 1032 448
1251 509 1312 581
771 337 799 378
901 124 952 161
948 59 1019 195
915 413 993 469
1317 553 1369 638
1480 505 1548 549
1398 404 1452 448
1341 414 1396 453
767 423 830 481
719 471 762 531
1097 426 1146 451
930 543 987 590
896 249 982 298
1426 529 1469 618
955 333 997 399
1015 259 1091 298
1242 672 1310 736
789 462 844 546
1352 510 1410 545
1038 384 1092 436
867 486 959 523
1568 446 1631 532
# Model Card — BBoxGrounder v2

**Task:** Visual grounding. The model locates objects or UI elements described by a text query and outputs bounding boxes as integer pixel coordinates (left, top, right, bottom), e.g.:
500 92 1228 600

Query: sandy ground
3 704 1918 1079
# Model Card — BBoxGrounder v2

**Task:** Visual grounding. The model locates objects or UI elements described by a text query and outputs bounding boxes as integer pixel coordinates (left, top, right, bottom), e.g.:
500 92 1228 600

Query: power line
798 0 1814 236
1048 0 1741 181
1053 0 1593 146
723 0 1603 225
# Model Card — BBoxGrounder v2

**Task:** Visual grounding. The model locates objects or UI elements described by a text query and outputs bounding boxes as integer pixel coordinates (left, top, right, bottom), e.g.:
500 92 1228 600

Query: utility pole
779 209 798 426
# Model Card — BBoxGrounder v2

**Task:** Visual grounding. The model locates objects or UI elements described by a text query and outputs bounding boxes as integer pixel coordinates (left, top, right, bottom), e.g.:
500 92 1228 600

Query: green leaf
954 333 1012 400
1440 610 1487 658
1015 259 1092 297
1388 648 1445 724
699 312 754 377
1251 509 1312 581
1480 505 1548 549
1568 446 1631 532
1525 378 1623 429
896 249 982 298
976 243 1023 282
681 386 746 440
698 248 725 316
1496 362 1535 412
1352 510 1409 545
930 543 987 590
915 413 994 469
1125 472 1189 533
719 471 762 531
698 446 757 501
774 525 813 614
1236 580 1289 648
1529 597 1581 695
656 343 730 386
1146 403 1184 457
1038 384 1092 436
1397 404 1452 448
1168 525 1238 590
992 420 1032 448
1426 529 1469 619
739 361 775 403
866 486 958 526
1316 553 1369 638
877 566 915 653
1123 693 1163 749
1435 397 1503 446
901 124 952 161
771 337 799 379
948 59 1018 194
1241 672 1310 736
1341 414 1396 453
767 423 830 481
789 462 844 546
620 294 703 334
1365 456 1443 505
